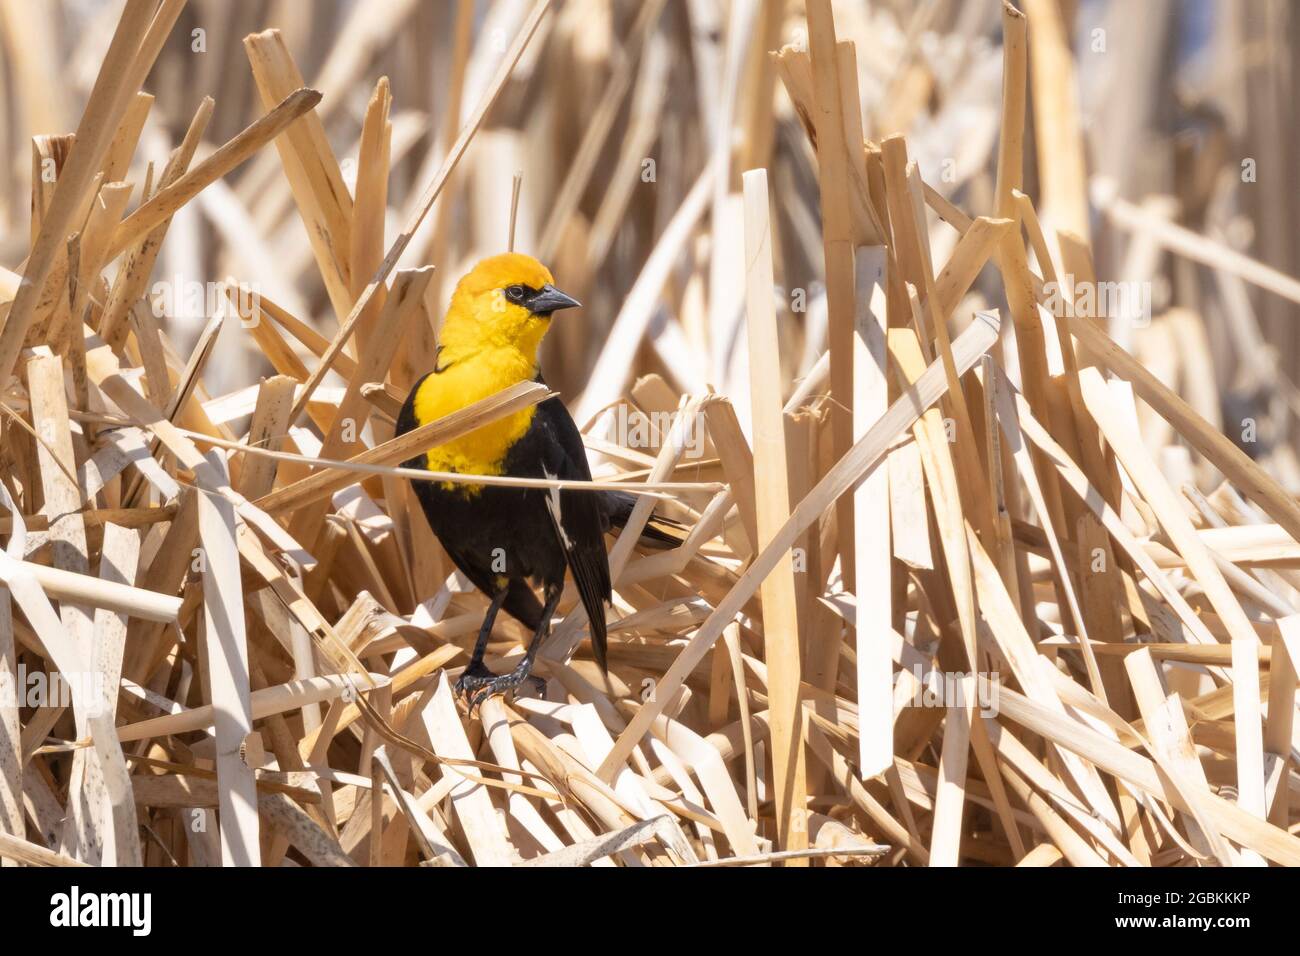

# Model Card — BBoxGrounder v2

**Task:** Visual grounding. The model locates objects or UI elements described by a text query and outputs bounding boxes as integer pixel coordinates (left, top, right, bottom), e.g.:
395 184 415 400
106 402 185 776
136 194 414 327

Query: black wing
531 397 613 671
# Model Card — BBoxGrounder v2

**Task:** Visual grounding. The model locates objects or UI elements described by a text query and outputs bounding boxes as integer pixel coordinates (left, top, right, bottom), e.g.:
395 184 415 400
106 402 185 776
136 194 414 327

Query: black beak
528 284 581 316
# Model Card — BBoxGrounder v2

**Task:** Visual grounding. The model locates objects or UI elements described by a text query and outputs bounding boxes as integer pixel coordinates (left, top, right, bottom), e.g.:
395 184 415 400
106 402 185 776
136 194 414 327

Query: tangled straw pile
1 0 1299 867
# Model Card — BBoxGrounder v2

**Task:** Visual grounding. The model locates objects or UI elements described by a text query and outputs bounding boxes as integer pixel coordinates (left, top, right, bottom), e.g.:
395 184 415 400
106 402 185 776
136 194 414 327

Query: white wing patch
542 465 574 549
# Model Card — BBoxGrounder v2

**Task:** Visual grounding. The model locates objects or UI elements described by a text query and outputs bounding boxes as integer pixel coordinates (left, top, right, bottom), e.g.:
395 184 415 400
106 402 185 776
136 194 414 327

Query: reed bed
0 0 1298 867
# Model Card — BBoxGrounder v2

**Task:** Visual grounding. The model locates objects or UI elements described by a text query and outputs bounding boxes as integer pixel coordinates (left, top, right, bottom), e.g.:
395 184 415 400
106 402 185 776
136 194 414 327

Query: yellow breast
412 347 538 495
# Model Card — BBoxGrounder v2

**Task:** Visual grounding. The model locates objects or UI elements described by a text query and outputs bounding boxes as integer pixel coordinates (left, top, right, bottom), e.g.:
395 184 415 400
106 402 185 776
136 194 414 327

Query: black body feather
396 377 614 669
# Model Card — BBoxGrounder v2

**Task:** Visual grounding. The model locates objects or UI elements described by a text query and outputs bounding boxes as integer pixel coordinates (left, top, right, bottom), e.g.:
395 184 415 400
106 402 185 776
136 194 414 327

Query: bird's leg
454 587 508 701
468 585 562 709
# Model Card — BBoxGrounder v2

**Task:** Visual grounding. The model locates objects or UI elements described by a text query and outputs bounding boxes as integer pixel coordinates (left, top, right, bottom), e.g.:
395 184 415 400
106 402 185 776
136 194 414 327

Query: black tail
601 490 690 548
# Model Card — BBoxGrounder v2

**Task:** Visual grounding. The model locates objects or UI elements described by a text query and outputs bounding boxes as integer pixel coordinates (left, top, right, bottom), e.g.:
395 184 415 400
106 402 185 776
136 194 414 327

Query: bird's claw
454 660 495 702
456 661 546 712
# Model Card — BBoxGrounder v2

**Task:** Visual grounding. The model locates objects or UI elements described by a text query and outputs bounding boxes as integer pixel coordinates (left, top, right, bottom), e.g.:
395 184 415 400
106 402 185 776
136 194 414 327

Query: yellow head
438 253 581 360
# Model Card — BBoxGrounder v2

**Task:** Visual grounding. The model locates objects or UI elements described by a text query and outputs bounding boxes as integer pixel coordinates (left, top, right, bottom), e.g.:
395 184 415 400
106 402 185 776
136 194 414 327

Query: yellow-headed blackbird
396 253 681 705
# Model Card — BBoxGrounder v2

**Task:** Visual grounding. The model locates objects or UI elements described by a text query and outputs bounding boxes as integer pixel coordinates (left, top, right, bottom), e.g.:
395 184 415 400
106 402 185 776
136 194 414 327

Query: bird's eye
504 284 527 302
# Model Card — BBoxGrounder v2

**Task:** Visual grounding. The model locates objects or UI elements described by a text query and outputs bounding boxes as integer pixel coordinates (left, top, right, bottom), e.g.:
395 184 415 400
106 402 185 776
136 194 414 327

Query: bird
395 253 684 707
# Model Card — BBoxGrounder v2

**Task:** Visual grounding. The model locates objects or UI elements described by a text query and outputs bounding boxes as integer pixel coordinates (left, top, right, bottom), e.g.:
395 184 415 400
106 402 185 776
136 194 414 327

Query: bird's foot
459 659 546 711
453 660 496 703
